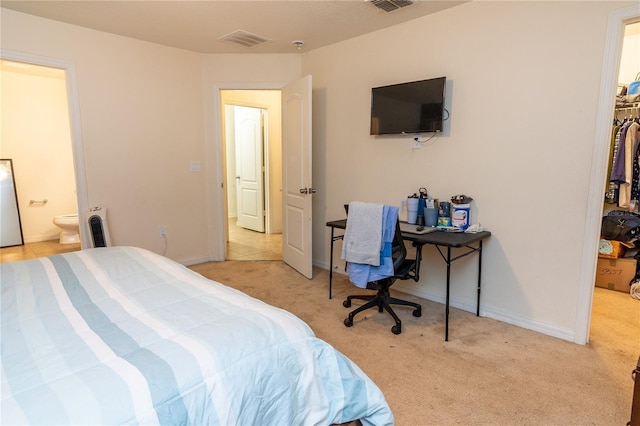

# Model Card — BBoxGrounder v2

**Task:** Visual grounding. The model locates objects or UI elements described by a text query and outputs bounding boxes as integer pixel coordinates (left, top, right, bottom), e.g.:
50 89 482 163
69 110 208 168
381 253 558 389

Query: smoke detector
369 0 414 12
292 40 305 50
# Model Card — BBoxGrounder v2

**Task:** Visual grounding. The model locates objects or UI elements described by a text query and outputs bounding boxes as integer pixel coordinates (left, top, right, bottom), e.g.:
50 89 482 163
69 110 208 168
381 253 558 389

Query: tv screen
370 76 446 135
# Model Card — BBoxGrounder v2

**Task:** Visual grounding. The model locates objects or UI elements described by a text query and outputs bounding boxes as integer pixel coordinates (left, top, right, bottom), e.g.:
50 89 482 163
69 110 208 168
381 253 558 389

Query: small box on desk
595 256 636 292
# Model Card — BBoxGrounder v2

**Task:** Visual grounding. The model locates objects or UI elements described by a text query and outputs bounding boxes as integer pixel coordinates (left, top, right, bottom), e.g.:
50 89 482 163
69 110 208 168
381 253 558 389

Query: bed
1 246 393 425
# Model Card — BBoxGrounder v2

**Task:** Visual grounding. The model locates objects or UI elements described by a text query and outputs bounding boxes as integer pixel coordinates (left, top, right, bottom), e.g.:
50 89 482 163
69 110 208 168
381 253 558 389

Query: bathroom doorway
0 56 87 251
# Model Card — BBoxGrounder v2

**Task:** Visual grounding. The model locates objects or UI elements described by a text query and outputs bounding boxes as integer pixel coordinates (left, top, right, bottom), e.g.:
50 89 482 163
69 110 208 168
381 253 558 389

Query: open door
234 105 265 233
282 75 313 278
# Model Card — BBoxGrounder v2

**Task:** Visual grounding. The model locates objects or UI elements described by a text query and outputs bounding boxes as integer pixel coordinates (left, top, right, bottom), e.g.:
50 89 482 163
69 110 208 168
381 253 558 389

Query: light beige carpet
190 261 640 425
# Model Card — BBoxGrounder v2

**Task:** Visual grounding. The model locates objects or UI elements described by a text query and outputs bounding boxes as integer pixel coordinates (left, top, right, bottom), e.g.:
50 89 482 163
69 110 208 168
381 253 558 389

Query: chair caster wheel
413 307 422 317
343 300 351 308
391 325 401 335
344 318 353 327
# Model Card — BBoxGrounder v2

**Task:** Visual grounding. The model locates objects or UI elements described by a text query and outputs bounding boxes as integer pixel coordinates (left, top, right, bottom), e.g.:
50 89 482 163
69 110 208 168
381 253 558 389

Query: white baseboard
181 256 219 266
23 235 59 243
314 259 577 343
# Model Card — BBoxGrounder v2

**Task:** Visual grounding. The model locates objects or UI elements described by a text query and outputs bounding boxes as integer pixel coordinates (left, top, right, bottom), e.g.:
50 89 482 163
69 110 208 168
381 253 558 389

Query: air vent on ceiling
369 0 414 12
218 30 271 48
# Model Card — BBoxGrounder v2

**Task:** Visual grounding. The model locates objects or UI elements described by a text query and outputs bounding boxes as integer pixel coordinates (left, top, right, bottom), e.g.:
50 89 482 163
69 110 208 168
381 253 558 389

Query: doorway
583 9 640 345
0 52 89 250
220 89 283 261
0 59 81 252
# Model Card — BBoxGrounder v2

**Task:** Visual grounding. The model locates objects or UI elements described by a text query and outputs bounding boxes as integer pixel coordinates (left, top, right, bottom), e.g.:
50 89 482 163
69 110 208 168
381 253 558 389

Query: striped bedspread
1 246 393 425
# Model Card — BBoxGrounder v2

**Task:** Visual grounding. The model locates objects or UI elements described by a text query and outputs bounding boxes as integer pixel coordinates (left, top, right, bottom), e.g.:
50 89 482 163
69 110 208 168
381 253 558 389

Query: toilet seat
53 214 80 244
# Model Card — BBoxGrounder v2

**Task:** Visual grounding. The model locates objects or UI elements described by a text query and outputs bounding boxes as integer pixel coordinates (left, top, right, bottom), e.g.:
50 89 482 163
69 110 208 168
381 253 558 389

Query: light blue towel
346 205 399 289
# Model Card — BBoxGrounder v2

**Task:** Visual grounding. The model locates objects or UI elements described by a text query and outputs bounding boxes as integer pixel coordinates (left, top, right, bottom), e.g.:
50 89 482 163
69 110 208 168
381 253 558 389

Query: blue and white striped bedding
1 246 393 425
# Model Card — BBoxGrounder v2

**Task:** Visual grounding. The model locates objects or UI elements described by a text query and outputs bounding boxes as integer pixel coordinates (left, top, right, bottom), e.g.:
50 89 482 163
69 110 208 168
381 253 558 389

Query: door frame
0 49 89 248
577 5 640 345
214 83 285 259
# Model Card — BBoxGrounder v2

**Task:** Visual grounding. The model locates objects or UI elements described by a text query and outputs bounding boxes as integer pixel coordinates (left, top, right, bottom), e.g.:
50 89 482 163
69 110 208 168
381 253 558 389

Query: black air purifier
89 215 106 247
87 206 111 247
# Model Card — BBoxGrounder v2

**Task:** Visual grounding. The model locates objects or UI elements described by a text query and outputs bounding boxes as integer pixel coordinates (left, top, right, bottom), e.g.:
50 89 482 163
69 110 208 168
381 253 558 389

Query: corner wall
1 9 209 263
303 0 635 341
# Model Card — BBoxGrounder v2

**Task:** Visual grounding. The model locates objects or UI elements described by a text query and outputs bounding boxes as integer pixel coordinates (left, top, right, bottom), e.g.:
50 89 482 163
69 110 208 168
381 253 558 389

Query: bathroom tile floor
1 221 281 264
226 219 282 261
1 240 81 264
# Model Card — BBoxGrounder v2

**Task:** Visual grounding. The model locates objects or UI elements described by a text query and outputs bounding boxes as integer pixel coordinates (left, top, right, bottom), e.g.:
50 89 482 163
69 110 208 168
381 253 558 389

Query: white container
451 203 470 230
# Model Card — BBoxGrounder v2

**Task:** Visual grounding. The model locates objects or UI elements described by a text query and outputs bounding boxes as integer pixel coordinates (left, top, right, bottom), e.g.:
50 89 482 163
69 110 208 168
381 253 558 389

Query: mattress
1 246 393 425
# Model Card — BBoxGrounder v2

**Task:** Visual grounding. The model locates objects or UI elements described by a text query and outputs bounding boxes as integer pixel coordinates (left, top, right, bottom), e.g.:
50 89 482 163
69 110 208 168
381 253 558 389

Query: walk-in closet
596 20 640 298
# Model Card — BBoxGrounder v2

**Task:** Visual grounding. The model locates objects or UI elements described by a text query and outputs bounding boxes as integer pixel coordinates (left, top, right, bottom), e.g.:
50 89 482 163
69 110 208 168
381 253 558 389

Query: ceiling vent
369 0 414 12
218 30 271 48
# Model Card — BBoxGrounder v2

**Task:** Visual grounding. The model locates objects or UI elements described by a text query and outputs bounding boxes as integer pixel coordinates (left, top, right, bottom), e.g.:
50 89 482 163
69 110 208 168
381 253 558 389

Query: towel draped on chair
341 202 384 266
342 202 399 288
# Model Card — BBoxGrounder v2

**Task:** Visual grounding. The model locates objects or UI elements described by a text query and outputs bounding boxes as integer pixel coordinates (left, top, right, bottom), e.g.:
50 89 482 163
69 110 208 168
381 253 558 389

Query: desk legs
477 240 483 317
445 246 451 342
329 227 335 299
437 241 483 342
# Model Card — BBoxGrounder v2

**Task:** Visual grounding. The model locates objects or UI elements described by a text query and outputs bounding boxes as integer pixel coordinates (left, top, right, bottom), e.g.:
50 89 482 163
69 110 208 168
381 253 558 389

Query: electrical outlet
413 139 422 149
158 226 167 239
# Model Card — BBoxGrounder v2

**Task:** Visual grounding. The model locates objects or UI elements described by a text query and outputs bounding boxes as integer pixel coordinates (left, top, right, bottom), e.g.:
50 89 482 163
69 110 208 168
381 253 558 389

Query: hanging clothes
608 104 640 207
610 122 635 208
606 124 622 204
628 122 640 203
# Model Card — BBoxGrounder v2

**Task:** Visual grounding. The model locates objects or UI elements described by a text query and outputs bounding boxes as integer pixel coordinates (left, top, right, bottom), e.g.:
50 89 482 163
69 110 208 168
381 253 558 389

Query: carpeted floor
190 260 640 425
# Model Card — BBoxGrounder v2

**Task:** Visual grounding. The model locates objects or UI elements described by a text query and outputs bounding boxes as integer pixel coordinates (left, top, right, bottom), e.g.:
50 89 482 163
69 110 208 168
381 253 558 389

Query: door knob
309 188 317 194
299 188 309 194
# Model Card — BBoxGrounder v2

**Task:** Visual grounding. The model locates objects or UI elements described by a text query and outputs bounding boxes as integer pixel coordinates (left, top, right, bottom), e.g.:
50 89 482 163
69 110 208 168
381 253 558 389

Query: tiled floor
226 219 282 261
0 240 81 264
0 222 281 263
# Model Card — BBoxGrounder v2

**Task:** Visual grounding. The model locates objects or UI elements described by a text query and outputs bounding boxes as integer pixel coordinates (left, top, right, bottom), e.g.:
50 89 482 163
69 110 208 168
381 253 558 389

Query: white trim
393 281 579 340
0 49 90 248
321 262 577 341
577 5 640 345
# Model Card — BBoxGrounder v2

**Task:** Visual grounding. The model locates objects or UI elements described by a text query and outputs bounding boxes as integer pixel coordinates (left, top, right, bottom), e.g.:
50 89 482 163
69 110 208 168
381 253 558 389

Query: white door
282 75 313 278
234 106 265 232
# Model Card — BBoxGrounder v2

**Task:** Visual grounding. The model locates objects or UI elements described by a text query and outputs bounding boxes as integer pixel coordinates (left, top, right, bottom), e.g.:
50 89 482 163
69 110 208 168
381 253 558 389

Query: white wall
0 10 301 264
619 22 640 85
1 2 636 342
304 1 635 341
1 63 77 242
1 9 209 263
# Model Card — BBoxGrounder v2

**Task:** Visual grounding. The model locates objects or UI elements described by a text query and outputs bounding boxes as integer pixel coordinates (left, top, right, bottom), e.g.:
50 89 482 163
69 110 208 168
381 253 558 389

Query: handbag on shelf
601 210 640 243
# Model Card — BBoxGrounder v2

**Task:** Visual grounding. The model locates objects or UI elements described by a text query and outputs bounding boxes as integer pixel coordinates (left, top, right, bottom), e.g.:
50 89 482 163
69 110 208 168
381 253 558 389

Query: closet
596 21 640 296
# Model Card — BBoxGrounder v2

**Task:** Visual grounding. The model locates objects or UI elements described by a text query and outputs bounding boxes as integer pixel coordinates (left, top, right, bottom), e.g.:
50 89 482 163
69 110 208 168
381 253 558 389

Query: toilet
53 214 80 244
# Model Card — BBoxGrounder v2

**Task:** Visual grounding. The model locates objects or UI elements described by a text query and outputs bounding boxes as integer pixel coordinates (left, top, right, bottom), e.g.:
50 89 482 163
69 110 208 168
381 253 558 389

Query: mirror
1 159 24 247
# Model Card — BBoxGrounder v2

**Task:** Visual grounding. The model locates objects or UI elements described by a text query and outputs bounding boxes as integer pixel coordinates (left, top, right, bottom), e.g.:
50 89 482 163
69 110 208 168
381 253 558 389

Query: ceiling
0 0 468 54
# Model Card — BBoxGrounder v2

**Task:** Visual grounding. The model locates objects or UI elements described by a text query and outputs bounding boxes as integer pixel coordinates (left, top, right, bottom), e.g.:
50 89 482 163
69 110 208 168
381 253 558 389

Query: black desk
326 219 491 341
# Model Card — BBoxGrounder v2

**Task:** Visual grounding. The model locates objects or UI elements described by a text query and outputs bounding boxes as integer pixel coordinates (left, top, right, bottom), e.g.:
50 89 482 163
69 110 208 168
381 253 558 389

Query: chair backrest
390 218 408 273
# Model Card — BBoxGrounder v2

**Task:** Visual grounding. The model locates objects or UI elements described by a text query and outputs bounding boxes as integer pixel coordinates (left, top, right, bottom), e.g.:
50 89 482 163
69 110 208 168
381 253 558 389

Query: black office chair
343 218 422 335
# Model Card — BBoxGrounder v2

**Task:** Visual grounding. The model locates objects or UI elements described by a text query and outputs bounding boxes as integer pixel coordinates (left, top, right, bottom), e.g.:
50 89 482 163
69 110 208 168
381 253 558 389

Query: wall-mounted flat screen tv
370 76 446 135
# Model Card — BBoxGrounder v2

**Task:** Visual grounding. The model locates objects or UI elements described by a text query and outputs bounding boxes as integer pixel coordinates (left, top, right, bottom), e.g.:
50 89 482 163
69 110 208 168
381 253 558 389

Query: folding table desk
326 218 491 341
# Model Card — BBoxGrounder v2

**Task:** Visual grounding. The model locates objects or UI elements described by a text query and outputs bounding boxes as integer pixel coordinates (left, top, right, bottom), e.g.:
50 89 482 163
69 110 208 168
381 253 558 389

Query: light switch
190 160 201 172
